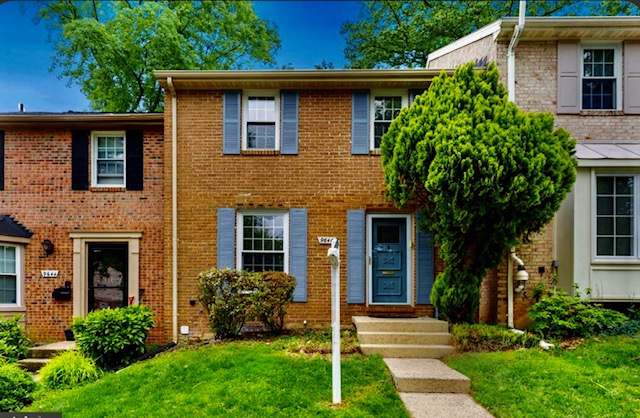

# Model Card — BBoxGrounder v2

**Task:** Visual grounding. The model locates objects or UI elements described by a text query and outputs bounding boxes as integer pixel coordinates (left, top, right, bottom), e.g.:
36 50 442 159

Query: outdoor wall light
41 239 54 257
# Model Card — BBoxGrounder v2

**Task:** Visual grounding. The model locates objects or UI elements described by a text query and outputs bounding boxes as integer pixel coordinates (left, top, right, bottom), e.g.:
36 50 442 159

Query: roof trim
154 69 450 90
0 112 163 129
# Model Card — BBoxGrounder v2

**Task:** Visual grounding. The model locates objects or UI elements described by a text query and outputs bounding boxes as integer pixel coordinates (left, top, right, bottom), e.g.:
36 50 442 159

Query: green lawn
447 336 640 418
26 340 408 417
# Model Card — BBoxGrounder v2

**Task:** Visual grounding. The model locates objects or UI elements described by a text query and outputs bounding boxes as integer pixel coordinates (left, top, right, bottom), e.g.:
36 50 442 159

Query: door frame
366 214 413 306
70 231 142 317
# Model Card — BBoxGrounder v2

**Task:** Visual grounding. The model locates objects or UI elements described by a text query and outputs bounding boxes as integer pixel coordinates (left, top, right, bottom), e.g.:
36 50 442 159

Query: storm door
88 243 128 311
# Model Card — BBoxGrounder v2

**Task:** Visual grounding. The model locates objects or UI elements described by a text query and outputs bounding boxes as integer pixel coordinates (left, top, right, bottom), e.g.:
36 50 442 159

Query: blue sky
0 0 361 112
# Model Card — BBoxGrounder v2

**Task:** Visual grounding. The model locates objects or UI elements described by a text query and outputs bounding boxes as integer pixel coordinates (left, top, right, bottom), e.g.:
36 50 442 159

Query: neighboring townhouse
154 70 446 340
428 16 640 326
0 113 166 342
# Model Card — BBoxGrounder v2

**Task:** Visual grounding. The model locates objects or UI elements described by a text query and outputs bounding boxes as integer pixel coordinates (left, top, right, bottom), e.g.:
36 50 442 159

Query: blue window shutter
223 91 241 154
281 91 299 155
347 210 366 303
71 130 89 190
125 129 144 190
289 208 307 302
351 91 369 155
217 208 236 268
416 213 435 304
0 130 4 191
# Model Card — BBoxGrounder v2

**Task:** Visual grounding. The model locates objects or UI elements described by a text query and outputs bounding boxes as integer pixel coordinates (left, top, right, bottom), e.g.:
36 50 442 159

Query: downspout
507 1 526 328
167 77 178 343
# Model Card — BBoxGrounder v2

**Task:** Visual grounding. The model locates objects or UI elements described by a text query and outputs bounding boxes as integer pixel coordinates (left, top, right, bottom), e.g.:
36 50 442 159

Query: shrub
451 323 540 353
198 268 256 339
71 305 155 370
39 350 101 390
529 288 628 340
0 315 30 362
602 319 640 337
253 271 296 333
0 363 38 411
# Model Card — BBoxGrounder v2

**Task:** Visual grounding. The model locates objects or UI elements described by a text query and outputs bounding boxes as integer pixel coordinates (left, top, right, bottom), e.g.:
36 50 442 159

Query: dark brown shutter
126 130 144 190
71 130 89 190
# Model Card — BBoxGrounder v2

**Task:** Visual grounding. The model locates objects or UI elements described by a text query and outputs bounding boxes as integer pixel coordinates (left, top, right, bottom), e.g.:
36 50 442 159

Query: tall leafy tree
380 64 576 322
342 0 639 69
35 1 280 112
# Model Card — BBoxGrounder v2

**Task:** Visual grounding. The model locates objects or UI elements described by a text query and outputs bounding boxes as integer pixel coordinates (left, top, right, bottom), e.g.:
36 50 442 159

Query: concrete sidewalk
384 358 493 418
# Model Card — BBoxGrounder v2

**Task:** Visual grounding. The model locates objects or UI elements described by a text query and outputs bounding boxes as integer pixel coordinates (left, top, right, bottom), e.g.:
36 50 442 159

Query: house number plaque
41 270 59 278
317 236 337 245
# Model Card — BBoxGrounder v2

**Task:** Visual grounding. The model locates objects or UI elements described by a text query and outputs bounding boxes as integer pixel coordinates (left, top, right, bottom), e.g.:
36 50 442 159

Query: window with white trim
0 244 20 306
243 91 280 150
92 131 126 186
581 45 621 110
238 212 288 272
596 174 635 257
371 90 408 150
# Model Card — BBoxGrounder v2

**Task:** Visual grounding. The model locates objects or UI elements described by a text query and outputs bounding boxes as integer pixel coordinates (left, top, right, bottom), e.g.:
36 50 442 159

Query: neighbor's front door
371 218 407 304
88 243 128 311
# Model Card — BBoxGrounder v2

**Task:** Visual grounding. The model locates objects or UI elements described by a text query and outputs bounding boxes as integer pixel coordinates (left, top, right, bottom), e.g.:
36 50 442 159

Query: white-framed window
371 90 408 150
0 244 20 306
92 131 126 187
242 91 280 150
581 44 621 110
237 211 289 272
595 174 636 258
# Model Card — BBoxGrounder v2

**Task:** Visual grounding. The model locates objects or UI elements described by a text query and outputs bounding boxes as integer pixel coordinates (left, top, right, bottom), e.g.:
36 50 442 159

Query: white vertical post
328 238 341 404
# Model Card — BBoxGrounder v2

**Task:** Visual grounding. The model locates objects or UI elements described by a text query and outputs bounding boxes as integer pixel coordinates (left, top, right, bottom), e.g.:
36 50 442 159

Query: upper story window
0 244 19 306
582 46 621 110
92 131 125 187
243 91 280 151
370 90 408 150
595 174 635 258
237 211 288 272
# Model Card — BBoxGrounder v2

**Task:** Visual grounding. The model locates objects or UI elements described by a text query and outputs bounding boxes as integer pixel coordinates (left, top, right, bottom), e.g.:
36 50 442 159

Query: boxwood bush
198 268 296 338
39 350 101 390
71 305 155 370
529 288 628 340
0 315 30 362
0 362 38 411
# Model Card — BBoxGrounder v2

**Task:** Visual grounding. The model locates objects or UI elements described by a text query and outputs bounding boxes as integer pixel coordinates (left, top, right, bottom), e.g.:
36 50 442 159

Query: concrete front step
357 331 452 346
361 344 454 358
353 316 449 333
17 358 50 372
399 393 494 418
28 341 77 359
384 358 470 393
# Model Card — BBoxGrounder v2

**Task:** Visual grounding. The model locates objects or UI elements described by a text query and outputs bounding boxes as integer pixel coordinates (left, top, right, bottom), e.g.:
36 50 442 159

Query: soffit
154 69 447 91
497 17 640 41
0 113 164 129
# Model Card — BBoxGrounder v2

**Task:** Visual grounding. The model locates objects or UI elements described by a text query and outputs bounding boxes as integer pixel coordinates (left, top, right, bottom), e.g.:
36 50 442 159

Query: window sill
90 187 127 192
591 258 640 265
579 110 624 116
241 150 281 156
369 150 381 156
0 306 26 312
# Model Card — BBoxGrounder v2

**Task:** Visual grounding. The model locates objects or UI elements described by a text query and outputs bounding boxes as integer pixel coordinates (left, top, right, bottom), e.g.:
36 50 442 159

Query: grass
26 335 408 417
447 335 640 418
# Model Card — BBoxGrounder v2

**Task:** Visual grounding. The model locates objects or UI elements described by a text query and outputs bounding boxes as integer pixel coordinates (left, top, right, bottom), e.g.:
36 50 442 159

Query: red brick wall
164 90 436 338
0 127 165 343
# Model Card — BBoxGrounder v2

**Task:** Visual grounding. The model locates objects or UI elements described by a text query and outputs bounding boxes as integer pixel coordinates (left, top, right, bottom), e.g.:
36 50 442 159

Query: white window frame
92 131 126 187
0 243 23 309
236 211 289 273
370 89 408 151
592 172 639 261
242 90 280 151
580 43 622 111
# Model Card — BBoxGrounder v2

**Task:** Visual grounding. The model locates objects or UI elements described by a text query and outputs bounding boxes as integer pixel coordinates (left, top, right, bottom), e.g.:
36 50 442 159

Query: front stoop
18 341 77 372
353 316 454 358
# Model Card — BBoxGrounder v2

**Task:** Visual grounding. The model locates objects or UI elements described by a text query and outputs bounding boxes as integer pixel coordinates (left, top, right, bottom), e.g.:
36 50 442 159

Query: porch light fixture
41 239 54 257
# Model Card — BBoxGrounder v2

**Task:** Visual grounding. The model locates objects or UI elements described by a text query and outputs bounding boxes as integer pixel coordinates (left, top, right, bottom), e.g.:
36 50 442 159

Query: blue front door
372 218 407 304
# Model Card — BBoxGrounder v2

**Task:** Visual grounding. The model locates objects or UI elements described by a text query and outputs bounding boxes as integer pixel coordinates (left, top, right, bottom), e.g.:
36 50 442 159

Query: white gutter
167 77 178 343
508 1 526 102
507 1 526 328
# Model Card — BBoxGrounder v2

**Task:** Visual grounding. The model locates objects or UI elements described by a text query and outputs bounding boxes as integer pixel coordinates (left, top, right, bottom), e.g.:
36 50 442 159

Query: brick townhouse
428 16 640 327
0 113 166 342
